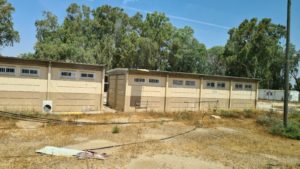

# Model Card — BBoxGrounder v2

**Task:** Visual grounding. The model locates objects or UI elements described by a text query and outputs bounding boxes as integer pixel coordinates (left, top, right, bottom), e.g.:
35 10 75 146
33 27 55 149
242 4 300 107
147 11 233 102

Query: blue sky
1 0 299 56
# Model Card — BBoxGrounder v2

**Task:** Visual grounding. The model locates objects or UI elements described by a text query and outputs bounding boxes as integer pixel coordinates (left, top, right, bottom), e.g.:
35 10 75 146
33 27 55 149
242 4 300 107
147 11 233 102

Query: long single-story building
107 68 260 112
0 56 105 113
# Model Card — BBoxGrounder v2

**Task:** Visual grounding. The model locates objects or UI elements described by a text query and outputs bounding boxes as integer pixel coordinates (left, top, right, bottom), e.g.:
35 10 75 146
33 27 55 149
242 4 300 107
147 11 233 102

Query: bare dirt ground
0 112 299 169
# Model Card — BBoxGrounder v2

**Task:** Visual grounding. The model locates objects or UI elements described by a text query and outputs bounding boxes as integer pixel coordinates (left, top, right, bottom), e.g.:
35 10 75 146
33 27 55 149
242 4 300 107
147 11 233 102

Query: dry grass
0 111 299 169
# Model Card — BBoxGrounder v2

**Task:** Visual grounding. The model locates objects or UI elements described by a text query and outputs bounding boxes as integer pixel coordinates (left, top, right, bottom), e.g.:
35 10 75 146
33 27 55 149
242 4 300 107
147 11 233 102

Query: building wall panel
231 99 255 109
0 91 46 112
0 59 104 113
166 97 199 112
49 93 101 112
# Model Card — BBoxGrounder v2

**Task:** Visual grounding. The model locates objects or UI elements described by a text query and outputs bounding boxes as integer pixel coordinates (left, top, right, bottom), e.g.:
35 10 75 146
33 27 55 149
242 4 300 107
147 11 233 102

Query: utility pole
284 0 291 128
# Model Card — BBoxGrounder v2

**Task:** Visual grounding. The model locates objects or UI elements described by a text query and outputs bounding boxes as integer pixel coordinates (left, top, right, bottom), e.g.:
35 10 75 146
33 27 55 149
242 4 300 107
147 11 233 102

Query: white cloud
123 6 230 30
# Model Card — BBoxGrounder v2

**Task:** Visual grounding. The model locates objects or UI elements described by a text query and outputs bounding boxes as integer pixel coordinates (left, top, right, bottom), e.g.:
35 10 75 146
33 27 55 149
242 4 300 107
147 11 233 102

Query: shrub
219 110 240 118
269 122 284 135
112 126 120 134
269 121 300 140
282 122 300 139
256 115 275 126
243 109 256 118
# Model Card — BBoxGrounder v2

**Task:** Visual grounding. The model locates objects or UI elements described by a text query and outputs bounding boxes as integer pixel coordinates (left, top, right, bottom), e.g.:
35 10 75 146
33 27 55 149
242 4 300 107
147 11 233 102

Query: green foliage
243 109 256 118
21 4 300 87
112 125 120 134
256 115 278 126
218 109 258 119
18 52 35 59
0 0 19 47
223 18 299 89
269 121 300 140
207 46 226 75
25 4 208 73
219 110 241 118
256 111 300 140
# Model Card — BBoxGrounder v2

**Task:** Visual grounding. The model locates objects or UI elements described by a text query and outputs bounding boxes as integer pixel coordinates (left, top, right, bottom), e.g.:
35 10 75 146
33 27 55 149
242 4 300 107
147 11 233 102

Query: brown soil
0 112 299 169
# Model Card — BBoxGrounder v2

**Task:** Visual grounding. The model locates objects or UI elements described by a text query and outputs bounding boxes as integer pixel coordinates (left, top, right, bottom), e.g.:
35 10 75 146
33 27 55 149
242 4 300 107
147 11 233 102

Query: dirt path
125 154 230 169
0 115 299 169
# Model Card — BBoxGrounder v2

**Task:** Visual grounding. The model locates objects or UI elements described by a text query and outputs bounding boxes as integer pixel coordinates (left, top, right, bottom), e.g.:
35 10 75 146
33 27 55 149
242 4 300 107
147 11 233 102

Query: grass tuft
112 125 120 134
218 110 240 118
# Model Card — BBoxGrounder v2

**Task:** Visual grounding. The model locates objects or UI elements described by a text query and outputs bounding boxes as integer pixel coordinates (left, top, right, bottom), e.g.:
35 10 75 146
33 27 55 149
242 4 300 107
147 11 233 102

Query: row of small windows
207 82 226 89
60 71 95 79
173 80 196 86
0 66 95 79
207 81 252 90
0 67 15 74
134 78 197 87
134 78 160 84
0 67 38 76
133 77 253 90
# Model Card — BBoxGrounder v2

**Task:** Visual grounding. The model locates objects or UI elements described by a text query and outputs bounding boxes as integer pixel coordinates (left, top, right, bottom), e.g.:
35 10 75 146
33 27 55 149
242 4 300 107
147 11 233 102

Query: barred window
81 73 94 79
149 79 160 84
61 71 76 78
217 82 225 88
21 68 38 76
0 66 15 75
173 80 183 86
185 80 196 86
134 78 145 83
206 82 215 88
235 83 243 89
245 84 252 90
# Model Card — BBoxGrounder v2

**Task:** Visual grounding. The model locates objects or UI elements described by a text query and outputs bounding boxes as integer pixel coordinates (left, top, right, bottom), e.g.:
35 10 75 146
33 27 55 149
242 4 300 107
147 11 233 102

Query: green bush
112 126 120 134
269 121 300 140
243 109 256 118
269 122 284 135
219 110 240 118
256 115 276 126
282 122 300 139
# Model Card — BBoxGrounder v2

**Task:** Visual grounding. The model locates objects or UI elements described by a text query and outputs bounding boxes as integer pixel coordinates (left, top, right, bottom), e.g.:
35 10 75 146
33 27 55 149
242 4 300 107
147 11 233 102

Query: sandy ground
0 112 299 169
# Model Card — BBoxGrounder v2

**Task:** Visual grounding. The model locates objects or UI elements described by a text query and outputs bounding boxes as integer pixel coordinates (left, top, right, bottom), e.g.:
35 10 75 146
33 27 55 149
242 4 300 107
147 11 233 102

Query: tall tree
168 26 207 73
0 0 19 48
207 46 226 75
224 18 286 88
142 12 173 70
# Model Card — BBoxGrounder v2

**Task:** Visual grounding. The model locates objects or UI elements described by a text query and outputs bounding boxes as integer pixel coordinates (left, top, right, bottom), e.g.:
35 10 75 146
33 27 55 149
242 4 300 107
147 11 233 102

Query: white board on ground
36 146 83 157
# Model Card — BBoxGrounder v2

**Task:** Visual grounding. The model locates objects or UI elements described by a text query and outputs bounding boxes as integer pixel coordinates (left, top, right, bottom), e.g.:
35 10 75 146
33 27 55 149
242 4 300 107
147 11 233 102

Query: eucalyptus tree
224 18 286 88
0 0 19 48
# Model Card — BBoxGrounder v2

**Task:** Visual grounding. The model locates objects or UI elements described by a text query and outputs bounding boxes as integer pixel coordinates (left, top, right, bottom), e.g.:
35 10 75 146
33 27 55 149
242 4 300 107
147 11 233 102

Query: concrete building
107 68 260 112
258 89 299 102
0 56 105 113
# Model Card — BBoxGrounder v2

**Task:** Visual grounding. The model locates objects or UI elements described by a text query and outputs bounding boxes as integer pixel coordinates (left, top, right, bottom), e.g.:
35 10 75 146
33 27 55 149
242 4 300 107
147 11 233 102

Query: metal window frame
244 84 252 90
60 70 76 79
172 79 184 86
149 78 160 84
206 81 215 88
0 66 16 75
217 82 226 89
185 80 196 87
234 83 243 89
134 78 146 83
20 68 40 77
80 72 95 80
